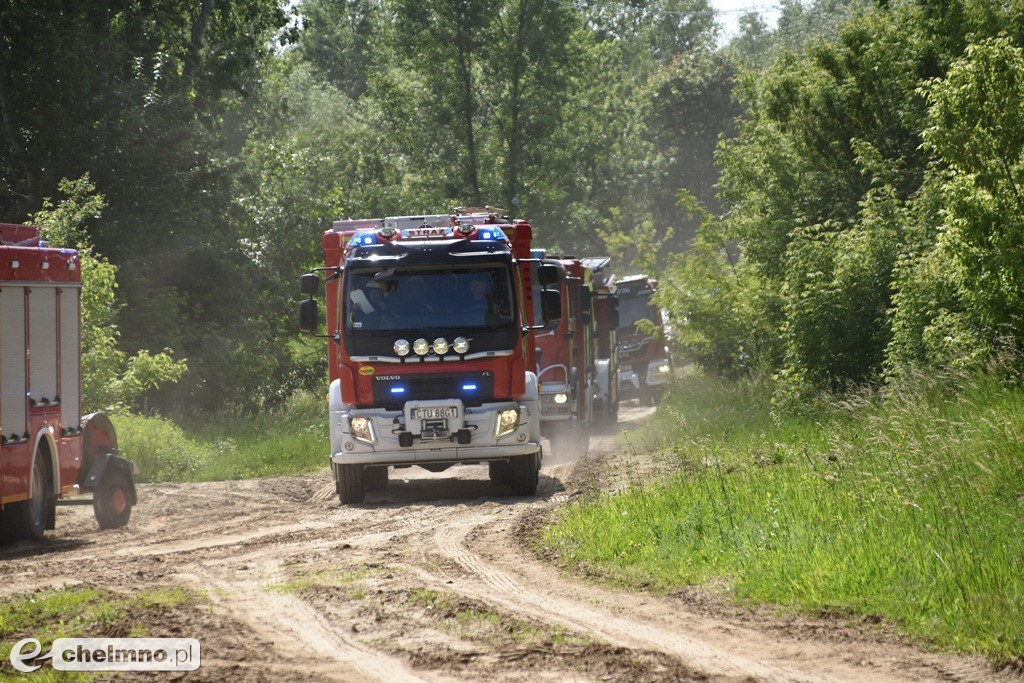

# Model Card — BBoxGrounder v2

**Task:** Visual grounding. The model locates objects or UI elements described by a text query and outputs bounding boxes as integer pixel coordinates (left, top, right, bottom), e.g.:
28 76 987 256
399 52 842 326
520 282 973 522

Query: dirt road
0 404 1013 682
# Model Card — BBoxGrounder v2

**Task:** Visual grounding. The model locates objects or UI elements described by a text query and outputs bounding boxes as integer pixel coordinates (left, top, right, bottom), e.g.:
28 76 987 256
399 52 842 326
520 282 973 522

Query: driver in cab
350 280 394 326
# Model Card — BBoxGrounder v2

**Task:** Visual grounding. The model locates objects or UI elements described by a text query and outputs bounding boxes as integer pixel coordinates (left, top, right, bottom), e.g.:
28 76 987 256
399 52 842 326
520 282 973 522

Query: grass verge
543 372 1024 666
0 586 196 680
113 391 328 483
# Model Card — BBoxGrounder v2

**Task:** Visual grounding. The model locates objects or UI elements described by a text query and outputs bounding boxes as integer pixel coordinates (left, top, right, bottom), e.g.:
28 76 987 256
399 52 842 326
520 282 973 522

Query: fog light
432 337 449 354
413 338 429 355
553 393 568 404
349 416 375 445
453 336 469 354
394 339 410 356
495 409 519 439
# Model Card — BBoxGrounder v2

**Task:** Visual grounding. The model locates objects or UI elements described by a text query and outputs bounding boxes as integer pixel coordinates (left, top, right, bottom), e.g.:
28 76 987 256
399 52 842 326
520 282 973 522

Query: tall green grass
544 373 1024 665
113 391 329 482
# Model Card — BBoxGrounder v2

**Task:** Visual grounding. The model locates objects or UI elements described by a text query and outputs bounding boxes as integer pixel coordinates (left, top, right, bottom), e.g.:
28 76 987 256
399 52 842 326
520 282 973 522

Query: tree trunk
0 15 36 207
184 0 215 83
457 39 481 205
504 0 531 218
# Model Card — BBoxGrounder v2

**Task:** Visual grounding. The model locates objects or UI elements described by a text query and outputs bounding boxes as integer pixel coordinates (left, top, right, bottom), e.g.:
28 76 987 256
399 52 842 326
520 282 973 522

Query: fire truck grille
373 372 495 410
617 339 650 363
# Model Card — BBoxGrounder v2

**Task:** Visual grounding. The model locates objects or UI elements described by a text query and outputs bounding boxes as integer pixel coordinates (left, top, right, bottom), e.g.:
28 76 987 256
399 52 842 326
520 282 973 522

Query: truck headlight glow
553 393 568 404
432 337 449 354
349 417 375 445
394 339 411 356
658 364 671 373
453 336 469 354
494 409 520 439
413 338 429 355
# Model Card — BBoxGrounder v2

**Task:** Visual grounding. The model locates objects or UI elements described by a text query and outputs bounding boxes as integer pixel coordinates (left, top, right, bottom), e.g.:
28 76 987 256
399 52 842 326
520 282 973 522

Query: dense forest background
2 0 1023 414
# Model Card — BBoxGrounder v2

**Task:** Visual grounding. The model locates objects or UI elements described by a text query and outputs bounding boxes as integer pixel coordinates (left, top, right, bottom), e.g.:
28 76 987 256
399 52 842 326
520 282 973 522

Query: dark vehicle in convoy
615 275 671 405
299 210 561 504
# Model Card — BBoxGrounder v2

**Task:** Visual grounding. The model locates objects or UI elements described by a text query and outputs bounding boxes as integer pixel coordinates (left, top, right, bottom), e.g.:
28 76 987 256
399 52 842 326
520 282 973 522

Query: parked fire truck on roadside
615 274 671 405
0 224 136 541
299 209 561 504
581 257 620 428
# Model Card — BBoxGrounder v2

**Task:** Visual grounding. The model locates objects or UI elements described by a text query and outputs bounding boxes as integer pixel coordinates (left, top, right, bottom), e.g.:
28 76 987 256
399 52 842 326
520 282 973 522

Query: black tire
336 464 365 504
9 453 51 541
93 468 133 530
488 460 512 486
363 466 389 492
509 451 539 496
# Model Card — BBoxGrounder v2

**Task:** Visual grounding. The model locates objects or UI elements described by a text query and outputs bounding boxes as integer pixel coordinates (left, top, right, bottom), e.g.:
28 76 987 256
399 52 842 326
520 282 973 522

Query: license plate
414 406 459 420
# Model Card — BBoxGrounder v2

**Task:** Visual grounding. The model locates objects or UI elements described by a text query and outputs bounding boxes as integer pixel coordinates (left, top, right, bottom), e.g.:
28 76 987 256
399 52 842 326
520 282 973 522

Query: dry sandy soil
0 403 1017 682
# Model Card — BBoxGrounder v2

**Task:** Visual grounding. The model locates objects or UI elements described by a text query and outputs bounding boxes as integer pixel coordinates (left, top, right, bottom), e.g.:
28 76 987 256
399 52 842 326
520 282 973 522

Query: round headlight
394 339 410 356
453 337 470 354
413 338 430 355
554 393 568 404
432 337 449 354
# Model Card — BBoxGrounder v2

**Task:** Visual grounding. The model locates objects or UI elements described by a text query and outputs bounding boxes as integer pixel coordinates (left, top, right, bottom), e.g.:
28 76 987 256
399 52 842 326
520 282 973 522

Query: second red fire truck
0 224 136 541
299 210 561 504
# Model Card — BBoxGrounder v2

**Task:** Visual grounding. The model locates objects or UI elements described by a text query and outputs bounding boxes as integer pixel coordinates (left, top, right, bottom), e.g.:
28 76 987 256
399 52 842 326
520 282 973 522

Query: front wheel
509 451 539 496
336 464 365 504
94 468 133 530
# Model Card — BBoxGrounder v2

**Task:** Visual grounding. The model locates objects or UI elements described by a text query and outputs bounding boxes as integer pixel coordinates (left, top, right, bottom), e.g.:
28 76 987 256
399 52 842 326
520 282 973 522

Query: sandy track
0 404 1014 682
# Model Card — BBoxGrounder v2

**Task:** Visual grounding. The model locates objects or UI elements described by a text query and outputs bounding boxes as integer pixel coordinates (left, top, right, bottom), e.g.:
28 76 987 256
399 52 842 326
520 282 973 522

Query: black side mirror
300 273 320 297
608 295 620 330
540 289 561 323
537 263 559 287
579 286 593 325
299 299 318 334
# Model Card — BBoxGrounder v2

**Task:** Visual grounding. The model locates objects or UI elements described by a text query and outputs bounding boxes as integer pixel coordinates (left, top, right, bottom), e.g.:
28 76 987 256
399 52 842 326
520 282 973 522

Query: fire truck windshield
617 293 655 334
344 265 515 332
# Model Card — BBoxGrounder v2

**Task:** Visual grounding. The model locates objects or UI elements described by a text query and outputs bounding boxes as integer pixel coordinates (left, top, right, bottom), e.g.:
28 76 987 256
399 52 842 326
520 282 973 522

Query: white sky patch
710 1 783 43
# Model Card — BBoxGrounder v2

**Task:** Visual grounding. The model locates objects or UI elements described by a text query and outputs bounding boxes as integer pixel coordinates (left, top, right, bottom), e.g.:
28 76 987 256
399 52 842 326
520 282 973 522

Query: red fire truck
615 275 671 405
299 210 560 504
531 253 599 455
0 224 136 541
581 257 620 427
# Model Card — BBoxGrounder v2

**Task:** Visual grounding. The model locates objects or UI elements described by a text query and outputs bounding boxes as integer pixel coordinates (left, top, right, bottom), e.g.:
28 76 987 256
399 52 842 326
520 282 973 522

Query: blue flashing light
349 231 377 247
389 386 406 394
462 383 478 391
476 228 507 241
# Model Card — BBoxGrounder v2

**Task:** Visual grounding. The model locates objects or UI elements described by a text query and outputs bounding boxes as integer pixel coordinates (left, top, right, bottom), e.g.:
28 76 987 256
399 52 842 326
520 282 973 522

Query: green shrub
113 413 217 483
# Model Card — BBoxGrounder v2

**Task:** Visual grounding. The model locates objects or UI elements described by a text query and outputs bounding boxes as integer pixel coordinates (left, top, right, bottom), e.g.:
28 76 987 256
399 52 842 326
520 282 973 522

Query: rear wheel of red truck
336 464 365 504
509 451 540 496
93 468 133 530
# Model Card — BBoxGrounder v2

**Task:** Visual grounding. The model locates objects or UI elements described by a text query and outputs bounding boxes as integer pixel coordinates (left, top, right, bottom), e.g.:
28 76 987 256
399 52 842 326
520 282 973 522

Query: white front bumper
330 400 540 465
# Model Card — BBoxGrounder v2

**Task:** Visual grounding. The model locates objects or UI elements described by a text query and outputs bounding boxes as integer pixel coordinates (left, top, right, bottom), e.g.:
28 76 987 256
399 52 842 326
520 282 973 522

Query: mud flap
81 451 139 507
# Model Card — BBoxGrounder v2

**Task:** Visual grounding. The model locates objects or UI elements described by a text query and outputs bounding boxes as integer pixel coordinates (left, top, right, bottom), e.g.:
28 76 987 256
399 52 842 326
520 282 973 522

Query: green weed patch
544 373 1024 665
